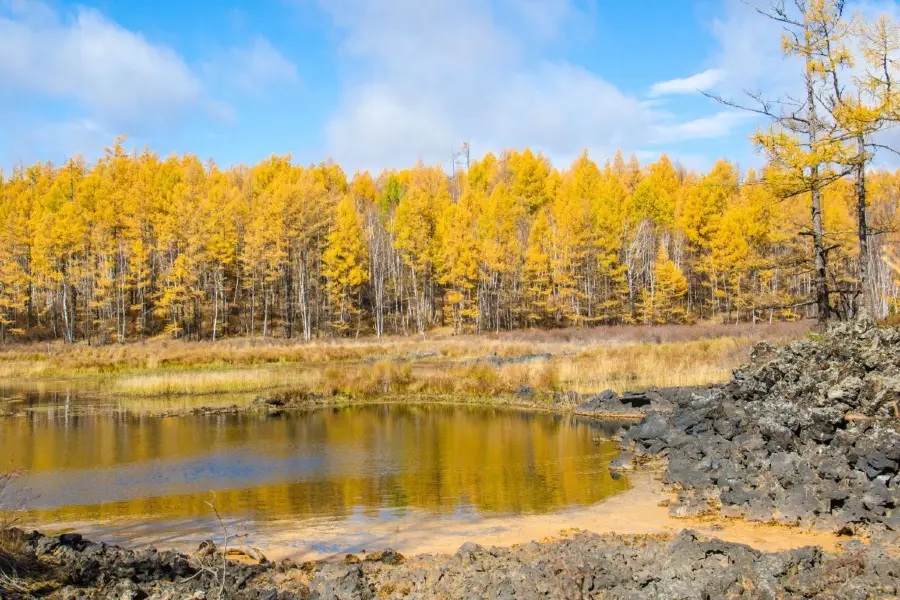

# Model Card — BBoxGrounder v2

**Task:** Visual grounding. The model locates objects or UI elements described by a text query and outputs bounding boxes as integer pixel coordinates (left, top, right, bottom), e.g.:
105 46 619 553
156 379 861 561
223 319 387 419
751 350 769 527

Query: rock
575 387 682 418
308 563 372 600
365 548 406 565
470 353 552 367
608 452 634 474
193 539 217 559
575 389 620 415
856 452 898 479
59 532 85 549
514 385 536 400
8 527 900 598
621 319 900 538
621 391 652 409
35 533 60 555
626 412 670 442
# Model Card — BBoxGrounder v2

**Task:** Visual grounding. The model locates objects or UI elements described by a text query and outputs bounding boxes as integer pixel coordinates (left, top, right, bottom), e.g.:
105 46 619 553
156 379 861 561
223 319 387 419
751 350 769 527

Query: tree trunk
805 33 830 325
283 255 293 339
856 133 871 314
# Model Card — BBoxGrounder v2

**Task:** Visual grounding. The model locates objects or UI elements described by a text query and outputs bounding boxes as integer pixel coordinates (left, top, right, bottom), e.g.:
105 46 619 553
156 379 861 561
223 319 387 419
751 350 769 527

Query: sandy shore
46 470 842 564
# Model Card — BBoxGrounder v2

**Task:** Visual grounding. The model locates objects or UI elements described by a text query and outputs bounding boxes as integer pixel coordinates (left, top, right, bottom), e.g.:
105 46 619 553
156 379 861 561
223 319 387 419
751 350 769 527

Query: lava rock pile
623 315 900 540
6 528 900 599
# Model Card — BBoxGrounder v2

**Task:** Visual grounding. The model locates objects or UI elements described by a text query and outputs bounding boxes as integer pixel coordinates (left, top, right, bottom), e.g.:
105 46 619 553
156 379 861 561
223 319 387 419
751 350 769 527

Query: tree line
0 0 898 344
0 144 897 344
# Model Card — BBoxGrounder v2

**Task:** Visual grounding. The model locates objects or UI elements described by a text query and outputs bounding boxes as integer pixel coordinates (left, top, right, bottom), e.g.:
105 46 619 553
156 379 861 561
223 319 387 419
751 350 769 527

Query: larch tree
323 195 369 335
437 186 481 333
2 129 900 344
641 245 689 324
478 182 522 332
827 14 900 313
394 164 449 339
522 208 554 327
709 0 855 324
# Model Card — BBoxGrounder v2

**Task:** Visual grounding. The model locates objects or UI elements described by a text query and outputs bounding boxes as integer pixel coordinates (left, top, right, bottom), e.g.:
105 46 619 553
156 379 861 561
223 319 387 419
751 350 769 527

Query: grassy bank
0 322 810 399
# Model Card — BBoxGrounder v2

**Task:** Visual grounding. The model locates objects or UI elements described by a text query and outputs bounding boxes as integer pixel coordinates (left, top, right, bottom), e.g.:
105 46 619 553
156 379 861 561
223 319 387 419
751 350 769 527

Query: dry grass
0 469 49 597
100 338 753 399
0 321 807 374
558 337 750 393
316 360 563 397
0 321 810 399
113 369 316 397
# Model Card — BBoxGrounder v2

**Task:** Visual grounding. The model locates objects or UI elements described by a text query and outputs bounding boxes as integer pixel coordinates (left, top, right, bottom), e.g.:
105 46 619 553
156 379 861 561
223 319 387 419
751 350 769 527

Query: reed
0 321 810 399
113 369 316 397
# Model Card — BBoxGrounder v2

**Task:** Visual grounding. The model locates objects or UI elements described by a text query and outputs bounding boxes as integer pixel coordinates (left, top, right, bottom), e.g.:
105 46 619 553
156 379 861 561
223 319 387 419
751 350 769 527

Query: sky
1 0 898 174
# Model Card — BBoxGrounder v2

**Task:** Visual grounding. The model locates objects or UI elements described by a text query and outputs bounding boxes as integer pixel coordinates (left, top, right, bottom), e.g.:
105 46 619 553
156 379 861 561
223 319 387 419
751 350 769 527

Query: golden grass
315 360 562 397
113 369 317 397
0 321 810 399
560 337 751 393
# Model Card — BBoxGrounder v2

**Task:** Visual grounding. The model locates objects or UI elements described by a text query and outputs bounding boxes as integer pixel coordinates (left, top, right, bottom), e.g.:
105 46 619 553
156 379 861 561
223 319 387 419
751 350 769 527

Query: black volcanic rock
620 315 900 540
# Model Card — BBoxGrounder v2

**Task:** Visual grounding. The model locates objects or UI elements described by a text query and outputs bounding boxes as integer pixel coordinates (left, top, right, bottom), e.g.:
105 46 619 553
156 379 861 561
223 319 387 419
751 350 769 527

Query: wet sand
51 471 842 562
254 471 843 560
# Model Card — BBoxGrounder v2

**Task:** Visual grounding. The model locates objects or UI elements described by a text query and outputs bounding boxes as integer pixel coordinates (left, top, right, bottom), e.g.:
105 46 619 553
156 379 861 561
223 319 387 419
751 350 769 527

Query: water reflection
2 403 628 528
0 383 257 417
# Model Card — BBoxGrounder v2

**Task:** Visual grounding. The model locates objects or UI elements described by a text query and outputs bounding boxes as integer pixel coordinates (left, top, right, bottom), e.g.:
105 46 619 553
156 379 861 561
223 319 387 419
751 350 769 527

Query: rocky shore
3 525 898 599
620 315 900 544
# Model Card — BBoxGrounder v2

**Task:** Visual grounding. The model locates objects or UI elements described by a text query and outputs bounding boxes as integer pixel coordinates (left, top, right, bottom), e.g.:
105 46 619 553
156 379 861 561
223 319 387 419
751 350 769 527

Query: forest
0 145 896 344
0 3 899 344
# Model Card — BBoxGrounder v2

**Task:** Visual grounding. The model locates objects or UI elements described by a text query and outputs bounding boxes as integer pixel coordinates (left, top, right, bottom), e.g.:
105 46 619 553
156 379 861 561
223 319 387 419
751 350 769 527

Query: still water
1 390 629 549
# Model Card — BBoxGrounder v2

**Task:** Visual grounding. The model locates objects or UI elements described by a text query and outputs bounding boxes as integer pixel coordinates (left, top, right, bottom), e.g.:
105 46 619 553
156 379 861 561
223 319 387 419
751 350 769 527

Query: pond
0 388 629 554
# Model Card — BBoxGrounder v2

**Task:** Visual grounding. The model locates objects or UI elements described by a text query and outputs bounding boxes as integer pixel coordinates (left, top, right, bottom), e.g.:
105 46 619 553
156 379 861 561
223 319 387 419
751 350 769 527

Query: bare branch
741 0 803 26
868 143 900 157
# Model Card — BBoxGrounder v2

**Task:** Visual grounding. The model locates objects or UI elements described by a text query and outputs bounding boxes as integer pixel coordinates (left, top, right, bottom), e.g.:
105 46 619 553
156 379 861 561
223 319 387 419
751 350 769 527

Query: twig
204 491 230 600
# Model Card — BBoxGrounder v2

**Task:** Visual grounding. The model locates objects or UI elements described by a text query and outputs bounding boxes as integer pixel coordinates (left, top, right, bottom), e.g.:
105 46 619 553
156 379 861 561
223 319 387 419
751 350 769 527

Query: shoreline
32 471 843 562
0 385 680 421
1 468 888 599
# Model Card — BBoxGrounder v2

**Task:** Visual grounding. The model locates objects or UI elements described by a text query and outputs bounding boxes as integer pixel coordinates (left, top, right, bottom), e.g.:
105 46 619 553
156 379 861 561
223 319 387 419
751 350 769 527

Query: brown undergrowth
0 321 810 399
0 470 54 597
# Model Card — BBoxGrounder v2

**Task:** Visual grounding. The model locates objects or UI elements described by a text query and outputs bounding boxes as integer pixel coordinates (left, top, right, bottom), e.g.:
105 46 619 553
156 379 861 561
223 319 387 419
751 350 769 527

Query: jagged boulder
13 528 900 599
621 319 900 538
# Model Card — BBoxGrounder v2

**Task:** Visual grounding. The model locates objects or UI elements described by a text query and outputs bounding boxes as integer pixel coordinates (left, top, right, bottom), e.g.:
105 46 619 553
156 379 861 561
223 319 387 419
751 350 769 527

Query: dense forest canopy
1 0 900 344
0 145 897 344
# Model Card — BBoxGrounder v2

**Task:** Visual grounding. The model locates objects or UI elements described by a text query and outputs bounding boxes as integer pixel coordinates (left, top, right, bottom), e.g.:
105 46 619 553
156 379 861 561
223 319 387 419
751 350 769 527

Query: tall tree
708 0 854 324
323 195 369 334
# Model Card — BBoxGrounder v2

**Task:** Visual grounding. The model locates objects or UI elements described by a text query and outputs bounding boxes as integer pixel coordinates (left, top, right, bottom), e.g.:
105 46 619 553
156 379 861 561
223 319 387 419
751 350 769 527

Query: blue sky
1 0 894 173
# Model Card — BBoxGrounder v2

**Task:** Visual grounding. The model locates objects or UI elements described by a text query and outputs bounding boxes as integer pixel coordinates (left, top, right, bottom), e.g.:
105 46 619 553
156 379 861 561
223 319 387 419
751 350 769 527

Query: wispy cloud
649 68 726 97
0 0 305 163
204 37 298 95
651 111 755 144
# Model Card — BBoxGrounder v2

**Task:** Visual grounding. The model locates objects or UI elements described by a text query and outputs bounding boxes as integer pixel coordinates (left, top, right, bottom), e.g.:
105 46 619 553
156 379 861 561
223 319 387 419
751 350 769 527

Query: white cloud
493 0 589 42
0 2 201 123
326 59 659 171
649 69 726 97
320 0 727 171
0 1 302 164
205 37 298 94
702 0 898 102
316 0 763 172
651 111 755 144
709 0 792 93
3 0 56 24
691 0 900 154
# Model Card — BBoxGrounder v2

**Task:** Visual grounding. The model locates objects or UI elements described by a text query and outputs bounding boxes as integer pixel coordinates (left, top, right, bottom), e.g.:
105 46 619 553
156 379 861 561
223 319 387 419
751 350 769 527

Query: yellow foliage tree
323 196 369 334
641 245 688 324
